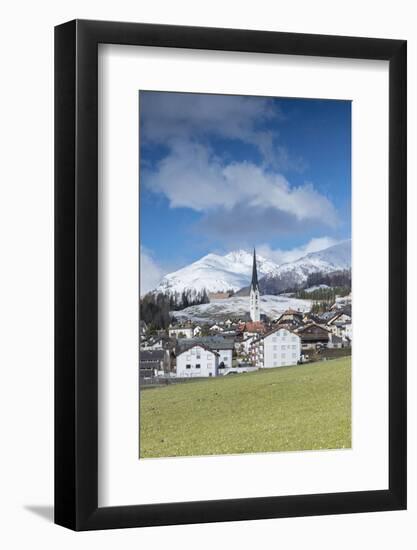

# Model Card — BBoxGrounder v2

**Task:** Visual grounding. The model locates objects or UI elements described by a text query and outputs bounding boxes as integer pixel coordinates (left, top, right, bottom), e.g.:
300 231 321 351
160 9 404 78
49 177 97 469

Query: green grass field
139 357 351 458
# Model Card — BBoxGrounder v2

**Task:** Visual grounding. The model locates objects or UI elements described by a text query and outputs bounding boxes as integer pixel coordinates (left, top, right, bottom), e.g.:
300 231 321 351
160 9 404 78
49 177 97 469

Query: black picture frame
55 19 407 531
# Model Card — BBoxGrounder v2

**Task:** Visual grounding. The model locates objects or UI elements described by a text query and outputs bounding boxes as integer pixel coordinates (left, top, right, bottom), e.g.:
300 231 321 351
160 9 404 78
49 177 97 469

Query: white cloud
141 92 277 152
140 247 164 295
144 141 338 227
258 237 340 265
140 92 304 172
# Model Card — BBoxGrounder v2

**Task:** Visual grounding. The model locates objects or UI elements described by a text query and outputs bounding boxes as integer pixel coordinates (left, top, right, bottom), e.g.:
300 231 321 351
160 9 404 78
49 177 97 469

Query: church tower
249 248 261 322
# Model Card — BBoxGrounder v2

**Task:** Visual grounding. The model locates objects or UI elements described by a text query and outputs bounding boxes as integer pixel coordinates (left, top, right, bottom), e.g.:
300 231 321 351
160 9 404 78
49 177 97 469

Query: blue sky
140 91 351 292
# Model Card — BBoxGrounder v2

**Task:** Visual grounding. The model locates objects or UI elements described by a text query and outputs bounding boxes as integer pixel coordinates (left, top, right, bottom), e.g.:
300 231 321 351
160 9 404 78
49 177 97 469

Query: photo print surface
139 91 352 459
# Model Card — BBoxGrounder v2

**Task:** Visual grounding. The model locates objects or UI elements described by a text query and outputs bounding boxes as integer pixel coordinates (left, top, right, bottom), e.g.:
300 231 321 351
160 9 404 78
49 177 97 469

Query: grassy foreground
140 357 351 458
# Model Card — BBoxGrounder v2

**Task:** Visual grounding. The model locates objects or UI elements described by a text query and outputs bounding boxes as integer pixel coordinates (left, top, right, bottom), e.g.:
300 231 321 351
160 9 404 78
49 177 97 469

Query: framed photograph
55 20 406 530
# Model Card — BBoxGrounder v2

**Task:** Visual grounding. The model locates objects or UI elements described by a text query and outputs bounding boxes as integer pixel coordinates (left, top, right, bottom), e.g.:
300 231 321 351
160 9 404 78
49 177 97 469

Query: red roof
241 321 266 333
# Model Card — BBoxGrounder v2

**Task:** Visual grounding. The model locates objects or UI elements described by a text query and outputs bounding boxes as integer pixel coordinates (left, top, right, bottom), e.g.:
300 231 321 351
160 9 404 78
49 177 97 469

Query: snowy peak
223 249 280 275
152 241 351 297
260 240 351 294
298 240 351 270
154 250 280 296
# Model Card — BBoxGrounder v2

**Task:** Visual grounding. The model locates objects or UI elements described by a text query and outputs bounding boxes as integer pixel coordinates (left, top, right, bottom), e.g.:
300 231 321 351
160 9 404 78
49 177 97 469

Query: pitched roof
260 325 300 340
140 350 165 361
176 343 220 357
295 323 330 342
177 337 235 351
139 361 159 370
317 311 335 321
296 322 331 333
327 310 352 325
242 321 266 333
274 309 304 323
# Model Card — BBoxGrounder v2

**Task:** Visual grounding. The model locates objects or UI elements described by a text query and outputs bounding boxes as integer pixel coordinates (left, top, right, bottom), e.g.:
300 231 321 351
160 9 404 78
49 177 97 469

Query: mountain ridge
151 240 351 298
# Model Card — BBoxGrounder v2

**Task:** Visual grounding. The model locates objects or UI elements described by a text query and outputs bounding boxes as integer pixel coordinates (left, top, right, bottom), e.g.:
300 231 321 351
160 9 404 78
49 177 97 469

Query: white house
177 337 234 371
168 326 194 339
210 341 234 370
327 312 352 341
252 327 301 368
328 322 352 341
176 344 219 378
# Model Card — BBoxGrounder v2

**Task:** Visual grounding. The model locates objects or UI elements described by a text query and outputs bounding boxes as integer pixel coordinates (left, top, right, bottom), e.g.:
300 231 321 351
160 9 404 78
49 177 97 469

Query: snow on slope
155 250 280 296
261 240 351 291
153 240 351 297
171 295 312 323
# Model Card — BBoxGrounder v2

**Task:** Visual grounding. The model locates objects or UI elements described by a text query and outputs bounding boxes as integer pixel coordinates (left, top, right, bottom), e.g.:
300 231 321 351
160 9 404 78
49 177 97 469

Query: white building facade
252 327 301 368
215 347 233 369
176 345 219 377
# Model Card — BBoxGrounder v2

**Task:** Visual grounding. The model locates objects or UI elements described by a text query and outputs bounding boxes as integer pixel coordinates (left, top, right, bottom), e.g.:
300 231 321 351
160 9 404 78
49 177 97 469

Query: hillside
154 249 280 297
239 240 352 295
171 294 312 322
152 241 351 298
140 357 352 458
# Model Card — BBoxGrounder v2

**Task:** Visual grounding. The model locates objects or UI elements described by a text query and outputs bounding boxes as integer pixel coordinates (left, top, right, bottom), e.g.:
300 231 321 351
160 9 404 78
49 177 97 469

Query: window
191 348 196 355
196 364 201 369
186 364 191 369
273 353 277 359
196 350 201 359
186 355 191 361
292 345 296 349
272 337 277 343
273 345 277 351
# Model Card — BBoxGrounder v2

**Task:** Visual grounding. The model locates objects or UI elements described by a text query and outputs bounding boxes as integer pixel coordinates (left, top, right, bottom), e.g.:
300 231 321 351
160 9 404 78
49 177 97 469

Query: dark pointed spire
251 248 259 290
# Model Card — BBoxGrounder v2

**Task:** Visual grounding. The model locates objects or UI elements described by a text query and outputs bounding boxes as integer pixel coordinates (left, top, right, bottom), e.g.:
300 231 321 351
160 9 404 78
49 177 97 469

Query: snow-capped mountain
259 240 351 294
151 240 351 298
154 249 280 297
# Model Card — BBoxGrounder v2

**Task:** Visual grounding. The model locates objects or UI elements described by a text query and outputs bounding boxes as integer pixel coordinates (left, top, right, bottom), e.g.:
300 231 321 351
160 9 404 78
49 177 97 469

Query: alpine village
139 248 352 387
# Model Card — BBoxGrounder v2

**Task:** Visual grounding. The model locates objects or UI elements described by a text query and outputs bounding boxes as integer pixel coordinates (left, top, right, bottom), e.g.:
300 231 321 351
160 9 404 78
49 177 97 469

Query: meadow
140 357 351 458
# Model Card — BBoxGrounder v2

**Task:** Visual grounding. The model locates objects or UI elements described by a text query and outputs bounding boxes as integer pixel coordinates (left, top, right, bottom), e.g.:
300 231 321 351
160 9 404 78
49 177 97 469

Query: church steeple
249 248 261 322
250 248 259 291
